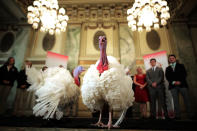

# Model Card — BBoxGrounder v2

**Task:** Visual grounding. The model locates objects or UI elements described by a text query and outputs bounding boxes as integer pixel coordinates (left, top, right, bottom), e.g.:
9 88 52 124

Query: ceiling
15 0 197 17
0 0 197 25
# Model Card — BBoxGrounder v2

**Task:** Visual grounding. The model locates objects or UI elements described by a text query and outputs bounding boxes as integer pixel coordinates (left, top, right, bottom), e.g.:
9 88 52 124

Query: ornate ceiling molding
64 3 133 23
84 21 117 30
16 0 133 24
58 0 132 4
16 0 191 24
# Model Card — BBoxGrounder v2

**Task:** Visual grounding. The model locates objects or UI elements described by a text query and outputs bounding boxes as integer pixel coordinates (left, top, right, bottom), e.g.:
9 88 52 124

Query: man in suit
165 54 191 119
0 57 18 115
146 58 169 119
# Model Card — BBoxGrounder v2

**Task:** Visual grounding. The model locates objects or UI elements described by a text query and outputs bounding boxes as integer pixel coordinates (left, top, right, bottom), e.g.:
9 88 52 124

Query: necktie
171 64 175 71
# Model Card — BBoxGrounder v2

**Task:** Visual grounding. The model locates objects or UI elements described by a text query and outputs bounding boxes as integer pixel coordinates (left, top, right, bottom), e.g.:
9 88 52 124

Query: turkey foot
91 111 104 127
91 121 105 127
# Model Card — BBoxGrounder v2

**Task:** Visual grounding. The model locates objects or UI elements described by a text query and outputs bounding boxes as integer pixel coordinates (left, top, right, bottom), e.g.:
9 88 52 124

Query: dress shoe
174 117 181 120
149 116 156 120
165 116 172 120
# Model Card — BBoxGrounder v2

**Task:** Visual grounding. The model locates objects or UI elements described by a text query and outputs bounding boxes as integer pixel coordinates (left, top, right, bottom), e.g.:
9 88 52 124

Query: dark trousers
13 88 35 116
0 85 12 114
170 87 191 118
148 86 168 118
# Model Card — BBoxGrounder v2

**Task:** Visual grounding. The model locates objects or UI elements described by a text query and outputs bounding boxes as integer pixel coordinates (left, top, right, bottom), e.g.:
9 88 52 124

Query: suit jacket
165 63 188 89
17 69 31 89
146 67 165 88
0 64 18 86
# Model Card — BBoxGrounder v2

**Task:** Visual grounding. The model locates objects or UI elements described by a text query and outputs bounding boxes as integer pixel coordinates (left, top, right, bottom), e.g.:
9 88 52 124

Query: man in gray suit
146 58 169 119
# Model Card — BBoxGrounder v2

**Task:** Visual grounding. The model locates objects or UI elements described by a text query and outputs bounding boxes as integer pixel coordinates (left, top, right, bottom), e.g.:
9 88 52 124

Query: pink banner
143 51 168 71
45 51 69 68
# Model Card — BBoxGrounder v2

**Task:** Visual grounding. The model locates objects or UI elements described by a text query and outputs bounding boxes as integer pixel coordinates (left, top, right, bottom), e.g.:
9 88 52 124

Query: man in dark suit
165 54 191 119
0 57 18 115
146 58 169 119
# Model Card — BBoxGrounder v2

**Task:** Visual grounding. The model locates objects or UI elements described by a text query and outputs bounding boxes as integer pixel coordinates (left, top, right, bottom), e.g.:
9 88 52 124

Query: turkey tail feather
114 108 127 127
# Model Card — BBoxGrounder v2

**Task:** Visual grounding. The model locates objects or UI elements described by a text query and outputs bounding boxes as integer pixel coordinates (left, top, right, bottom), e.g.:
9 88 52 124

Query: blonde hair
21 60 32 70
136 66 146 74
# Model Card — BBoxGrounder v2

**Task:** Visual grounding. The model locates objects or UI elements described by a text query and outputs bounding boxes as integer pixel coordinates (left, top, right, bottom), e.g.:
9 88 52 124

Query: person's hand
152 82 157 88
175 81 181 85
140 85 144 89
20 85 26 89
140 84 145 89
3 80 10 84
177 81 181 85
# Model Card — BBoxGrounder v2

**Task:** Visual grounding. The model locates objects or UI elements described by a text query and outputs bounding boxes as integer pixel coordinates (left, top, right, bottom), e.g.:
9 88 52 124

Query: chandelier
27 0 69 35
127 0 170 32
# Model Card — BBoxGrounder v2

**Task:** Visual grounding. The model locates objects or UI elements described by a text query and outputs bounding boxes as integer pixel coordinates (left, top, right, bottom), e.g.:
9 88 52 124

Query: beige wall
26 30 67 68
79 22 120 59
136 28 172 57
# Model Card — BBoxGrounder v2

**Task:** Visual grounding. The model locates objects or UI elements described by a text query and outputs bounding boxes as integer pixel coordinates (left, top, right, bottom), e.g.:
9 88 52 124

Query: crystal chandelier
27 0 69 35
127 0 170 32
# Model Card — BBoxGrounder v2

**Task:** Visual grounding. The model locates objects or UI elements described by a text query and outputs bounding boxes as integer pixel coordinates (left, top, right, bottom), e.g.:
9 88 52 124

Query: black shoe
174 117 181 120
165 116 172 120
149 116 156 120
188 116 196 120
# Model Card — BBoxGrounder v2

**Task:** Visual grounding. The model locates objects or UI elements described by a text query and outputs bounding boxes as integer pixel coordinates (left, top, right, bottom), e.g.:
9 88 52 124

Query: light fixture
27 0 69 35
127 0 170 32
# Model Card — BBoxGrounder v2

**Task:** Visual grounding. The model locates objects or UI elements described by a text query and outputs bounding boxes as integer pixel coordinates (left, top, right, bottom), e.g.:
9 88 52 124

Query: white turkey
81 36 135 129
26 65 82 120
26 66 47 92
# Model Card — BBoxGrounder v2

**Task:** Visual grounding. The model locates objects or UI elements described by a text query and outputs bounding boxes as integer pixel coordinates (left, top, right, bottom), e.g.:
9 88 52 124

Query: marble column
65 25 81 71
119 25 136 71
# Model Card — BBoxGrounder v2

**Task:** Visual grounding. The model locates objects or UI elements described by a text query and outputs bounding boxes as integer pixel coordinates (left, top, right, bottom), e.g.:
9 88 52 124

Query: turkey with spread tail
26 65 82 120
